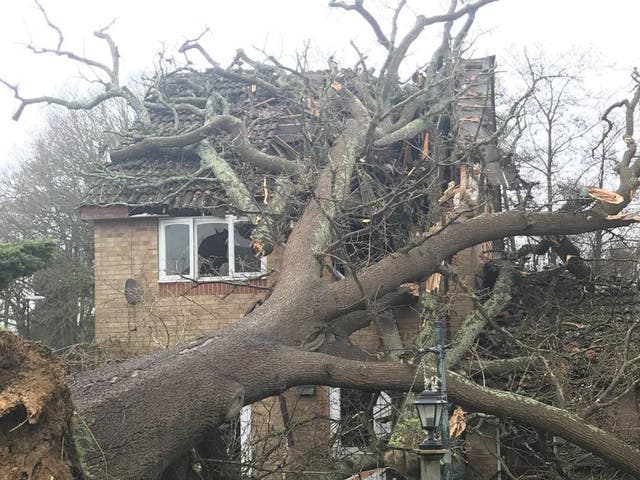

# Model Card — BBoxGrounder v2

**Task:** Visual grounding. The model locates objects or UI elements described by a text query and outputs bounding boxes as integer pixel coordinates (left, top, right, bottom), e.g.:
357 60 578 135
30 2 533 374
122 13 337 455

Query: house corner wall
93 218 263 352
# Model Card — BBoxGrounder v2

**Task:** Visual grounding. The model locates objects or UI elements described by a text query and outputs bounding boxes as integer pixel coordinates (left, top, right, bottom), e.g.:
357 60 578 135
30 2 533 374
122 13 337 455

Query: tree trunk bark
4 320 640 480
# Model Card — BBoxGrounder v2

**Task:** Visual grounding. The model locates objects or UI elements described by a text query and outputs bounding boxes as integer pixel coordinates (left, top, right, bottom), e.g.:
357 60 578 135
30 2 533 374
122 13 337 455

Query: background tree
514 51 594 212
0 103 128 346
0 238 55 291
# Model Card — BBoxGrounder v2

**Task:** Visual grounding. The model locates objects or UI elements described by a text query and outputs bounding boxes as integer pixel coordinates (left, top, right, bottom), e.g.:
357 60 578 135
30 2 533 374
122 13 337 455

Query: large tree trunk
4 293 640 479
5 210 640 479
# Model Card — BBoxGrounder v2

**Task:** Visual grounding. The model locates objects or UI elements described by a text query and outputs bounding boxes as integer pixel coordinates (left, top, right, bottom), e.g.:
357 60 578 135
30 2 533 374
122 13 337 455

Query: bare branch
178 37 280 96
34 0 63 50
349 40 369 75
93 23 120 81
1 21 152 130
0 79 120 121
109 113 300 175
423 0 458 77
452 9 477 52
380 0 497 102
328 0 390 49
389 0 408 47
24 42 113 79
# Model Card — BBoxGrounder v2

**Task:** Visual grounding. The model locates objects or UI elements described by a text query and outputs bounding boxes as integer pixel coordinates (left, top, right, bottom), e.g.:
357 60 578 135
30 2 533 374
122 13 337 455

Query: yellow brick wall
94 218 263 352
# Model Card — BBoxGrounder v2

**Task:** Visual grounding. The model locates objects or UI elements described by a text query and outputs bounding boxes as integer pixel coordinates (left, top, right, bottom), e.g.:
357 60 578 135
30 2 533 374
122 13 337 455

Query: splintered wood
587 187 624 204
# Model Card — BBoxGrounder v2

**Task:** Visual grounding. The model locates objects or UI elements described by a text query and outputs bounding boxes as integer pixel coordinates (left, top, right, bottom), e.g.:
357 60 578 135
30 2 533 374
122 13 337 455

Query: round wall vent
124 278 143 305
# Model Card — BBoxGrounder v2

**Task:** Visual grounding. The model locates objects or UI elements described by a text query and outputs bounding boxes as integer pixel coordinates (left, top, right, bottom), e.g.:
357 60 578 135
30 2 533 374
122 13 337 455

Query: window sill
158 274 265 284
159 278 268 297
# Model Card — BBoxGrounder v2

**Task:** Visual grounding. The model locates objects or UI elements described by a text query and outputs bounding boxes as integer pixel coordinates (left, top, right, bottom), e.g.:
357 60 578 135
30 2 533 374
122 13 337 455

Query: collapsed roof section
84 67 327 215
82 57 504 227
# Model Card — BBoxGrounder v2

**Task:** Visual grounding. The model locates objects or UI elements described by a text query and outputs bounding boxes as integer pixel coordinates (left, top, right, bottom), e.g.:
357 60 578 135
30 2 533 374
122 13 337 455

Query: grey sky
0 0 638 168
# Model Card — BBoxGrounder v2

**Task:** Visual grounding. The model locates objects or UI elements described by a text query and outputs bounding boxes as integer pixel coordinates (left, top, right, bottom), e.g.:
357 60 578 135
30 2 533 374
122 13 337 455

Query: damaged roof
83 67 323 214
83 58 500 216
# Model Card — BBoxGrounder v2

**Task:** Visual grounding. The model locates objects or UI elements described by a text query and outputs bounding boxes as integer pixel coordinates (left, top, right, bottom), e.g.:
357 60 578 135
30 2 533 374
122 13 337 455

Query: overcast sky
0 0 639 169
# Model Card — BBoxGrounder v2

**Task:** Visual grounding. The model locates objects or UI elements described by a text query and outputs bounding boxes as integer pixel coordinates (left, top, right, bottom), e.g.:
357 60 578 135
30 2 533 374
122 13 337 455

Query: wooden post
416 449 446 480
420 456 441 479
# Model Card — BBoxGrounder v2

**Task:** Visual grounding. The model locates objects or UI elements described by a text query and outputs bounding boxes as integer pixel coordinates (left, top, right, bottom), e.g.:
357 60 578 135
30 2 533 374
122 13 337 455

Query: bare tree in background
0 103 129 347
513 51 594 213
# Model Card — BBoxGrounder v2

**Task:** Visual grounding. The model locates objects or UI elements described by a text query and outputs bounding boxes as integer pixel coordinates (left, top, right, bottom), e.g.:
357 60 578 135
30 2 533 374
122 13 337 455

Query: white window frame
240 405 252 477
158 215 267 283
329 387 392 457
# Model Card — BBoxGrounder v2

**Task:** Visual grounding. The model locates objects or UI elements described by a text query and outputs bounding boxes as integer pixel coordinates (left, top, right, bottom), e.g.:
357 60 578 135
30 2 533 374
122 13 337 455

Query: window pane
234 224 261 273
164 224 190 276
198 222 229 276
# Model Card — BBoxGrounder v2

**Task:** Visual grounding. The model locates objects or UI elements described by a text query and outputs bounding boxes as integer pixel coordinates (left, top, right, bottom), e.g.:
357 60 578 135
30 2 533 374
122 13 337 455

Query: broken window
234 224 261 273
159 216 265 281
197 221 229 277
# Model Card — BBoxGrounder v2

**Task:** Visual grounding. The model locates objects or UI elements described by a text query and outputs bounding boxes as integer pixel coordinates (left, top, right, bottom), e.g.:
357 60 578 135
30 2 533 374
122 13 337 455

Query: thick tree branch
327 210 638 315
374 115 434 147
287 350 640 477
110 113 299 175
446 266 516 367
196 141 277 254
466 356 540 377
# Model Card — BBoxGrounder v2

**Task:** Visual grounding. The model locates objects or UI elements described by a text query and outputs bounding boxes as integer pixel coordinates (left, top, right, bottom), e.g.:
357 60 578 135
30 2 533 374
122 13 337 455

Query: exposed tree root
0 332 84 480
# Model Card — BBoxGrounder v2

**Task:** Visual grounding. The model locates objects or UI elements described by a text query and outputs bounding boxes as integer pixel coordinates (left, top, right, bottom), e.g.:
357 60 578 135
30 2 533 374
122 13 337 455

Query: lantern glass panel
416 402 437 428
414 390 446 429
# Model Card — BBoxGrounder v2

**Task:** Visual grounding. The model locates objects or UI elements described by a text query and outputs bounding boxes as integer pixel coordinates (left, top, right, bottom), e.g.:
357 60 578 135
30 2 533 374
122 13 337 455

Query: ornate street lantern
414 387 447 450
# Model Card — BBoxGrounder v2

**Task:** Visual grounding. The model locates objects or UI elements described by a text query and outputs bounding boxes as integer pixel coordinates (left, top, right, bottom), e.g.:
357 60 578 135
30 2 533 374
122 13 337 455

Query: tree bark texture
59 322 640 479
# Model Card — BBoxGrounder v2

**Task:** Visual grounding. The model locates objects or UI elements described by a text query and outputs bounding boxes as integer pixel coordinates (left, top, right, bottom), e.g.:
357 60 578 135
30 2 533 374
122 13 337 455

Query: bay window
159 215 265 282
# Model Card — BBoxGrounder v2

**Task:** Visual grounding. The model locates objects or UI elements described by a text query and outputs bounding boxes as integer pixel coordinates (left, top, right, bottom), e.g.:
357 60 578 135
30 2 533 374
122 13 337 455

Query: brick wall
94 218 263 352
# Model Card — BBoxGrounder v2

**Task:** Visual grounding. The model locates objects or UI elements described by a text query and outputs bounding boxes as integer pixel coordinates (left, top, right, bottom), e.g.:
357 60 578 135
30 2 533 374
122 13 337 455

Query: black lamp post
414 320 450 480
414 387 447 449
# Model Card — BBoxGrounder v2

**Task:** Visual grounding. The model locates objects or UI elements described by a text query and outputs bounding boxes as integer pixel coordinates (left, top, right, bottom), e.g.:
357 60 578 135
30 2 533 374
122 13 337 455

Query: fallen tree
3 1 640 479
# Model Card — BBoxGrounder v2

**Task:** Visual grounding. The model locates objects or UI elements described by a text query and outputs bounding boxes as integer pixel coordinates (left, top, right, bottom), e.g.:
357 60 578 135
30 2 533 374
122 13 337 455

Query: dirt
0 332 82 480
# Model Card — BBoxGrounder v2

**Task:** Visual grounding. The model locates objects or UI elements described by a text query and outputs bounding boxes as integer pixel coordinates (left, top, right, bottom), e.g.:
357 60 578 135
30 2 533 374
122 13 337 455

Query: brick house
80 58 500 477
